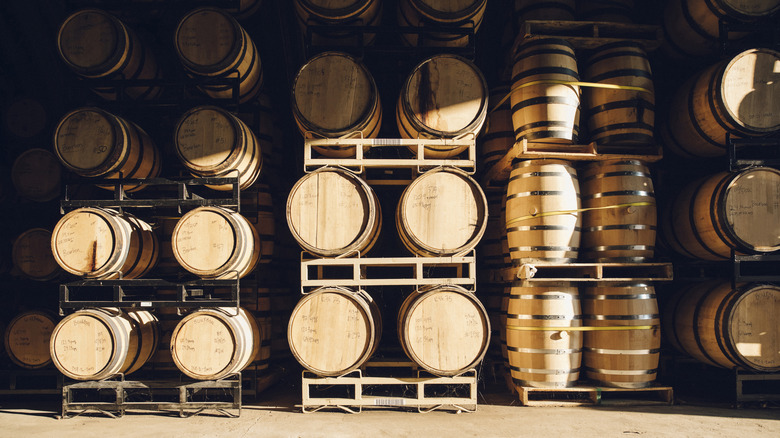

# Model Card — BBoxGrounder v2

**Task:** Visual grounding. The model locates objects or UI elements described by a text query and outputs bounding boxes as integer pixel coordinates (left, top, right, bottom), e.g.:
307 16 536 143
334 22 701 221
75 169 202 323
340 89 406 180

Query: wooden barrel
288 287 381 376
2 97 48 140
53 107 161 192
479 85 516 176
582 42 655 147
580 160 657 262
481 188 508 270
577 0 635 22
294 0 382 45
396 167 488 257
661 167 780 261
665 281 780 372
11 148 61 202
291 51 382 157
511 38 581 143
398 0 487 47
661 48 780 158
506 282 582 388
582 283 661 388
174 105 263 191
50 308 159 380
174 7 263 103
515 0 576 22
4 311 57 369
52 207 158 279
12 228 61 281
398 285 490 376
397 54 488 158
662 0 780 58
505 159 581 264
287 167 381 257
170 307 260 380
171 207 260 279
57 8 162 100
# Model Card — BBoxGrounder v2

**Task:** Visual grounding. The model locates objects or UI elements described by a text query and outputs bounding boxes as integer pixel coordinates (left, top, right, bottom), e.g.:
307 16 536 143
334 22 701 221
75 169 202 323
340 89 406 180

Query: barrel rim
717 166 780 253
718 48 780 133
400 54 488 138
12 227 60 280
723 283 780 372
296 0 376 19
57 8 129 77
291 51 379 137
175 7 244 74
4 310 56 369
50 308 125 380
174 105 247 173
53 107 128 176
408 0 487 22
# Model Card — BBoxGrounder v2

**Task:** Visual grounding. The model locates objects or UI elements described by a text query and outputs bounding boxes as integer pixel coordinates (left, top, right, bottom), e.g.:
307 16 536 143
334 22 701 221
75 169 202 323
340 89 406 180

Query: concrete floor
1 377 779 438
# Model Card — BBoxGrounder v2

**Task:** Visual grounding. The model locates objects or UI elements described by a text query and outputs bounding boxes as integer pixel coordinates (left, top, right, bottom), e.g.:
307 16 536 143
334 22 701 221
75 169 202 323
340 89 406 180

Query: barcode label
374 398 405 406
371 139 401 146
140 302 152 307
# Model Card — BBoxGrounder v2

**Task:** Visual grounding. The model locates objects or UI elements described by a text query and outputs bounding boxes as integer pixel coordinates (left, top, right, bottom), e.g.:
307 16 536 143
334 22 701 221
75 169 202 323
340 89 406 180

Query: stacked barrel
285 43 493 381
34 4 298 391
477 9 664 392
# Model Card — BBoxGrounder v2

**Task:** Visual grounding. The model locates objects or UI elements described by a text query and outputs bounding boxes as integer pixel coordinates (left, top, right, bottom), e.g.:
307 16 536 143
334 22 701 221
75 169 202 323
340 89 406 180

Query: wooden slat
517 20 663 51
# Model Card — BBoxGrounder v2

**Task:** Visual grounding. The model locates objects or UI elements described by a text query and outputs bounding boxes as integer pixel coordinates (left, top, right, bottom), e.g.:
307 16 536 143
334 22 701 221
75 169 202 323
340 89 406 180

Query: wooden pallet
515 20 663 51
482 139 663 188
488 262 673 284
300 252 476 292
517 385 673 407
0 369 63 396
303 137 476 185
736 371 780 406
61 375 242 418
300 361 477 413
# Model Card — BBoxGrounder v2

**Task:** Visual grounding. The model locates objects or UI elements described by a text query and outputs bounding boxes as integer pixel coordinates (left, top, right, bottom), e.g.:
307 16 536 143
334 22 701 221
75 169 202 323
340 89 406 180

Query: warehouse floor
1 378 779 438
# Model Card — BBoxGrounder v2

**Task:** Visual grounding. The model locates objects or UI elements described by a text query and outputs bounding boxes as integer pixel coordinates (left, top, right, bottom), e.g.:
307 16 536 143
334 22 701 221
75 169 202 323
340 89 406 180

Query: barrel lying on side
288 287 381 376
50 308 159 380
4 310 57 369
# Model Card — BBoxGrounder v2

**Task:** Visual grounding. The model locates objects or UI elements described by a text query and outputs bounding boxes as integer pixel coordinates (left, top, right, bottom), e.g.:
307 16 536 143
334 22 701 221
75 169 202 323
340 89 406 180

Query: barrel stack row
654 38 780 376
9 4 298 387
284 45 494 380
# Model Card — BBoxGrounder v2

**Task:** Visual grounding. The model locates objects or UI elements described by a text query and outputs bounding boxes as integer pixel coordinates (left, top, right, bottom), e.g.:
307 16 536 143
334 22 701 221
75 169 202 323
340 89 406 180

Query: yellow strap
506 325 657 332
491 80 652 113
505 201 654 227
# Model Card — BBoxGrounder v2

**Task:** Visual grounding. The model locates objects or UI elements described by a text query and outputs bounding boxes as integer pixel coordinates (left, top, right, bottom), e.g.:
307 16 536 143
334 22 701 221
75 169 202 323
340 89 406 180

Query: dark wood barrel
398 0 487 47
57 8 162 100
661 48 780 158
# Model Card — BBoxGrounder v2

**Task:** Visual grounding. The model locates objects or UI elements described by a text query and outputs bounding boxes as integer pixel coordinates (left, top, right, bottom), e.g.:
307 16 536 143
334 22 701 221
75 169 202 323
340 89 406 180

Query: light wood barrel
582 42 655 147
505 159 581 264
172 207 260 279
661 48 780 158
577 0 635 22
53 107 161 192
398 285 490 376
291 51 382 157
175 105 263 191
294 0 382 45
479 85 516 176
398 0 487 47
12 228 61 281
50 308 159 380
52 207 158 279
397 54 488 158
582 283 660 388
11 148 61 202
4 311 57 369
511 38 581 143
661 167 780 261
288 287 381 376
396 167 488 257
662 0 780 58
57 9 162 100
287 168 381 257
506 282 582 388
175 7 263 103
515 0 576 23
666 281 780 372
170 307 260 380
580 160 656 262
